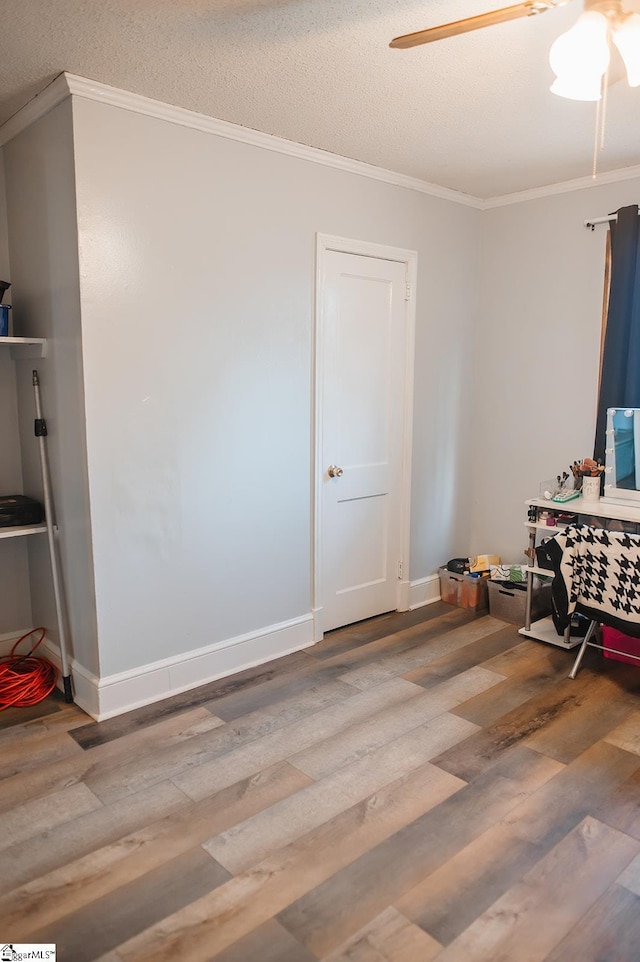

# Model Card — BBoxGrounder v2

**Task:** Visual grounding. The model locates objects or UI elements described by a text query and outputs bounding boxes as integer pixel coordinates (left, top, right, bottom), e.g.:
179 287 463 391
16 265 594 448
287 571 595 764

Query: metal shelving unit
518 499 581 650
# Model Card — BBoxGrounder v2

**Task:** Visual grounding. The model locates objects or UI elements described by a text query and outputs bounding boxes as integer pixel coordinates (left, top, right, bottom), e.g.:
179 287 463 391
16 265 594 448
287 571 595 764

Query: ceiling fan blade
389 1 555 49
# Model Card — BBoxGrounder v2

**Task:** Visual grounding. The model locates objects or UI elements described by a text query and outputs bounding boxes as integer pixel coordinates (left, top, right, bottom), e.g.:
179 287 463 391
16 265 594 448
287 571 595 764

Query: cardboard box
439 567 488 612
469 554 500 574
487 580 552 626
602 626 640 666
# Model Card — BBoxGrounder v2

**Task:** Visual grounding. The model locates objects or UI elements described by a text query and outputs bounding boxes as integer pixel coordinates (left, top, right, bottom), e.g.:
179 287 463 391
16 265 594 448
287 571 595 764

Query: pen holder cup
581 475 601 502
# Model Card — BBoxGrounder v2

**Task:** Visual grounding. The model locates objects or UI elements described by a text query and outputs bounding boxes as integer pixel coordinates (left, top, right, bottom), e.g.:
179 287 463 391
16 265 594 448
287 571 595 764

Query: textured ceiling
2 0 640 199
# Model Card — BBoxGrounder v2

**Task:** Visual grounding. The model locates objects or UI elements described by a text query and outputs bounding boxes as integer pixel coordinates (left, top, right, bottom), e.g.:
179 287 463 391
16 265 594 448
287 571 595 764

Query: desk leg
569 621 597 678
524 527 536 632
525 568 533 632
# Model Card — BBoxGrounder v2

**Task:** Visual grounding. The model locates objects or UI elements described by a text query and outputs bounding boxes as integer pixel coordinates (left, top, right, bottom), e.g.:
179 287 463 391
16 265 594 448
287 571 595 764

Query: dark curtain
594 204 640 463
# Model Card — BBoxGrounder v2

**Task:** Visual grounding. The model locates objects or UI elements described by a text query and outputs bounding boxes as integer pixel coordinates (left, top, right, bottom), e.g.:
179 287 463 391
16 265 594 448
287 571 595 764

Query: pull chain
592 44 610 180
600 60 609 151
592 88 602 179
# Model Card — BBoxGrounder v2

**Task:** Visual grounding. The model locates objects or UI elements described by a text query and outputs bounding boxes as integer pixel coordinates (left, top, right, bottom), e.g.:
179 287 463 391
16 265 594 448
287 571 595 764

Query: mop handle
32 370 72 702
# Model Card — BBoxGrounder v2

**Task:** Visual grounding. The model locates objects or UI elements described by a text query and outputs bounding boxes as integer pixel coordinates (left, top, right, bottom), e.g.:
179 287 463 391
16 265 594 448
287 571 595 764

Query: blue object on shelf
0 304 10 337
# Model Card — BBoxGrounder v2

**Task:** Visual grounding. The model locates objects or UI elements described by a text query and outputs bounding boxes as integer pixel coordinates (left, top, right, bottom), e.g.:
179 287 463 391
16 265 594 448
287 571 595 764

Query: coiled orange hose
0 627 58 709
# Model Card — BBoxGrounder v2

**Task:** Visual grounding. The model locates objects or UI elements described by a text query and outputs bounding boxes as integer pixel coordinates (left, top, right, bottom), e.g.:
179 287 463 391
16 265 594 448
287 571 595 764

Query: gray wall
4 100 99 675
3 85 634 682
71 97 481 675
471 177 640 563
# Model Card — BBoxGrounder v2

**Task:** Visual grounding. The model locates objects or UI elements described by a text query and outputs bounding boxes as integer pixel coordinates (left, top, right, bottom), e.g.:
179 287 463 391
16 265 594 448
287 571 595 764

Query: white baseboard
0 628 33 645
94 613 315 720
54 652 100 718
0 586 446 720
397 580 410 612
408 574 441 610
312 607 323 643
0 614 315 721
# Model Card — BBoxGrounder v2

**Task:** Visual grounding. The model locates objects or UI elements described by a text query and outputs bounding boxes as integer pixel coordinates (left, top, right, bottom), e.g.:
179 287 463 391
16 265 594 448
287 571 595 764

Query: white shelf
0 524 47 540
0 336 47 359
526 564 554 579
526 496 640 525
525 522 569 532
519 616 582 649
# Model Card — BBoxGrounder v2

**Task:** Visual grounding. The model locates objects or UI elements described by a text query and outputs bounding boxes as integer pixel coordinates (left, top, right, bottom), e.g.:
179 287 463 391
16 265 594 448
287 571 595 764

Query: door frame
312 233 417 641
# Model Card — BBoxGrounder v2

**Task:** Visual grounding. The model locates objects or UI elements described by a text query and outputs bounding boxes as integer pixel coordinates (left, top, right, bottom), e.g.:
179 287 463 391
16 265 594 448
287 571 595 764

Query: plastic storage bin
487 580 552 626
439 567 488 612
602 626 640 666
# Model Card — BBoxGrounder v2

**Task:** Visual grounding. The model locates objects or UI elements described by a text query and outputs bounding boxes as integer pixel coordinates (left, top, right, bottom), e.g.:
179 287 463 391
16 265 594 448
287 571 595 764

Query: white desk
519 496 640 649
527 494 640 526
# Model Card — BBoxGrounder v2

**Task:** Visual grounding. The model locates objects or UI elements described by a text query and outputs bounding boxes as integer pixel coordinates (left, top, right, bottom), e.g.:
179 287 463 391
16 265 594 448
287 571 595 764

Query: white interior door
318 246 412 633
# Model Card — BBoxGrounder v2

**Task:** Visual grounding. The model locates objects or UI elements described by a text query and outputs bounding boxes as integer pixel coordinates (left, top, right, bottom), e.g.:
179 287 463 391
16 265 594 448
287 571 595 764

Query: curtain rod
584 209 640 230
584 213 618 230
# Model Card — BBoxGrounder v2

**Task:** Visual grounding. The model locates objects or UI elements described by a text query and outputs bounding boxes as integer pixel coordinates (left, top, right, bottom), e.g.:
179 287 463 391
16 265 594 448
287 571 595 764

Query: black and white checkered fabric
543 524 640 638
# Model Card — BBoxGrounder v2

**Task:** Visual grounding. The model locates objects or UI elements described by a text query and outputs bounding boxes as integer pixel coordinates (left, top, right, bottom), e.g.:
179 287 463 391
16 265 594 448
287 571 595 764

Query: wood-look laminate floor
3 602 640 961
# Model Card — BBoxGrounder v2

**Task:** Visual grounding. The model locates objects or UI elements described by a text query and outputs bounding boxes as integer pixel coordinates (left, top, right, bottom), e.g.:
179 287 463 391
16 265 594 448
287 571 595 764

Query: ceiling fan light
550 72 602 100
612 13 640 87
549 11 610 82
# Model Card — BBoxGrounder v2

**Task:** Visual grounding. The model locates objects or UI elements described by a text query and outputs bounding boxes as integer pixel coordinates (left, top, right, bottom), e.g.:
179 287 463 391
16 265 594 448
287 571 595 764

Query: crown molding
481 164 640 209
0 71 483 209
2 71 639 213
65 74 485 207
0 73 70 147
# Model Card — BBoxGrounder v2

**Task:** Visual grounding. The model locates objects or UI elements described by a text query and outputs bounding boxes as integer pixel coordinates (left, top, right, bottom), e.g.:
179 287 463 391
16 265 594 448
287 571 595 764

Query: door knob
328 465 344 478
